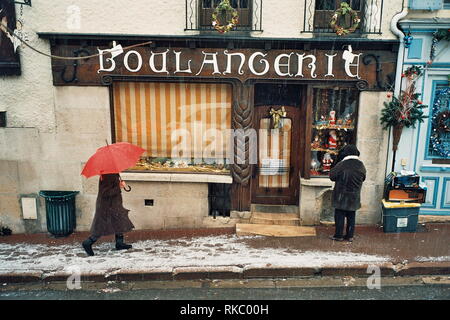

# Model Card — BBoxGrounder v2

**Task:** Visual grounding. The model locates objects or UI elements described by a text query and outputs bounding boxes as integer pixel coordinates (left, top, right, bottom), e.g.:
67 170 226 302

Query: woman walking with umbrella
81 142 145 256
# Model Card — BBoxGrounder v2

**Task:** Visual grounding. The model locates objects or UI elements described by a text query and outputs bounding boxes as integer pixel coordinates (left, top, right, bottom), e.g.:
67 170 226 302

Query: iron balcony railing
302 0 384 34
185 0 263 32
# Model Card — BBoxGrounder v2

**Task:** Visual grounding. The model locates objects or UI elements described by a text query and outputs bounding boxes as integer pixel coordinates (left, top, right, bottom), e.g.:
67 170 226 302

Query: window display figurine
310 151 321 175
311 134 321 149
345 113 353 126
317 115 327 125
329 110 336 125
328 130 338 150
322 152 333 173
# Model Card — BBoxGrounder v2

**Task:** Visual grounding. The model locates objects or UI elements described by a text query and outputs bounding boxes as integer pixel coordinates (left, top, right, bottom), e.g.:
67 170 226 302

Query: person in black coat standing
329 144 366 242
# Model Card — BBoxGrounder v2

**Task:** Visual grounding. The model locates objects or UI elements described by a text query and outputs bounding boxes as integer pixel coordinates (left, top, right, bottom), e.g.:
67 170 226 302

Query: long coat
90 174 134 237
329 154 366 212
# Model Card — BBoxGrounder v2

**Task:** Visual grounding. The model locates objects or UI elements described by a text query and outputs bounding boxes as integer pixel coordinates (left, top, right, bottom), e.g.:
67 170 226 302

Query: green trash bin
39 191 79 237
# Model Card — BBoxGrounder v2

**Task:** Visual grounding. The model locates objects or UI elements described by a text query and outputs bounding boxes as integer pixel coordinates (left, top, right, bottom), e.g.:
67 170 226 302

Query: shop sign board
50 42 397 89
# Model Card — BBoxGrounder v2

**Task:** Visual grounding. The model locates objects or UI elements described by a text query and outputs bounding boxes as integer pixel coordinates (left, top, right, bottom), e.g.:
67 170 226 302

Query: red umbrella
81 142 145 178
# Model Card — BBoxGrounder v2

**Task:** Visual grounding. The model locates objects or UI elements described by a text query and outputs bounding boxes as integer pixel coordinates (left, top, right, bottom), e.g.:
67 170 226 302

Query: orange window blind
113 82 232 160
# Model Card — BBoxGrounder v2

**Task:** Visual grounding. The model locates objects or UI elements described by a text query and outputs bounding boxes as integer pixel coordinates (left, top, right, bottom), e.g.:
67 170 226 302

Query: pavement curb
394 262 450 276
320 263 396 277
0 272 43 283
243 266 318 278
173 267 243 280
1 262 449 284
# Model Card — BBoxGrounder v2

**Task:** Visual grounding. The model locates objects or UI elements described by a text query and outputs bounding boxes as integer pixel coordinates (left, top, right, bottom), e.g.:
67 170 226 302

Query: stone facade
0 1 402 233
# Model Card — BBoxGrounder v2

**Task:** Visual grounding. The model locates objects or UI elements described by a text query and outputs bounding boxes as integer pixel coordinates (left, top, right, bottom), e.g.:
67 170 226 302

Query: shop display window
113 82 232 174
310 87 359 177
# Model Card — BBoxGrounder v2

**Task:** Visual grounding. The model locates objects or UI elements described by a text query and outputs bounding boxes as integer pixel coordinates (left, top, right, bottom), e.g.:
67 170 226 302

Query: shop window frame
108 78 237 175
304 84 360 179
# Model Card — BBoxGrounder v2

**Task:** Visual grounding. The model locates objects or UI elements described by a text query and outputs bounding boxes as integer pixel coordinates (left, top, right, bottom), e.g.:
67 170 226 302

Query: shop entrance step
236 223 316 237
250 204 299 214
250 212 300 226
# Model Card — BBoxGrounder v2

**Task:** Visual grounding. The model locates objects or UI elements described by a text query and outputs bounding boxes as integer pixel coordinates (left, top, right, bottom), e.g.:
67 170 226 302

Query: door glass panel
427 85 450 159
258 118 292 188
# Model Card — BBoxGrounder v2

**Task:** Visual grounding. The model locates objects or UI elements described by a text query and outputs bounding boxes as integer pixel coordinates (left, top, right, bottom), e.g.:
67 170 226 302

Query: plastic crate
382 200 420 233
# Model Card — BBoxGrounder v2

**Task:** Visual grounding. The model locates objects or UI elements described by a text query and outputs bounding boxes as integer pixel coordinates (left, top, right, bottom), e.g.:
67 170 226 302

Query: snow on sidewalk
0 234 390 275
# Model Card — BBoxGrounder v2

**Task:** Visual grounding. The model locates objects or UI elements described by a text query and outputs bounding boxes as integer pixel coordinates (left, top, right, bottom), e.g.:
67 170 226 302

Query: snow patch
0 235 390 274
415 256 450 262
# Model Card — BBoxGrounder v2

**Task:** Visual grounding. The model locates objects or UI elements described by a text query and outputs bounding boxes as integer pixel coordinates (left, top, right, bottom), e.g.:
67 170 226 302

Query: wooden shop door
251 105 302 205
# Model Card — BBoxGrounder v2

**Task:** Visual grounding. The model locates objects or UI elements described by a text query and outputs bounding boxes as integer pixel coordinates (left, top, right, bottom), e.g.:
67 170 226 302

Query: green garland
434 29 450 41
329 2 360 36
381 65 428 129
380 93 427 129
429 29 450 63
211 0 239 34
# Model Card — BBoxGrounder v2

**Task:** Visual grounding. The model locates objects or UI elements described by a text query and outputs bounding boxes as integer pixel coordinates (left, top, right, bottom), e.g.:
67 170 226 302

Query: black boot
115 234 132 250
82 236 97 256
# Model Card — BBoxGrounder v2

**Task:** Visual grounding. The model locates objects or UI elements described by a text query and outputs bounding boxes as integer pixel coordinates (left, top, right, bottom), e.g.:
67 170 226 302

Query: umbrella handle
123 184 132 192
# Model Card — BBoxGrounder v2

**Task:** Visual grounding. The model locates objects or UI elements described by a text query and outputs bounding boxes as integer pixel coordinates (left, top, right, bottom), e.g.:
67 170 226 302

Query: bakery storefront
45 35 398 229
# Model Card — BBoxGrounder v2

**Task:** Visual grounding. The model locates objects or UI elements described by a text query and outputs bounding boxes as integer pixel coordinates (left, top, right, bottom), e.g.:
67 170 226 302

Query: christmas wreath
329 2 360 36
212 0 239 34
402 65 422 79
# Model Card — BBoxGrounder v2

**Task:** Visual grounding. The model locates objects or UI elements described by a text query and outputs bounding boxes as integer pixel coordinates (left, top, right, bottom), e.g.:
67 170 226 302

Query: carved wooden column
230 83 254 211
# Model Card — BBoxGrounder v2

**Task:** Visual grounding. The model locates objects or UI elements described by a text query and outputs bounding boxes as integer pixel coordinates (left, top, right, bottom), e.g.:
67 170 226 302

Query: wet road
1 285 449 300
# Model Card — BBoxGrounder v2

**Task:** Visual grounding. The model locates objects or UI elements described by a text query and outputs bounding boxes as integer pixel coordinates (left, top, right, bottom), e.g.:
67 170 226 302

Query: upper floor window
185 0 262 32
302 0 384 34
199 0 252 30
314 0 362 31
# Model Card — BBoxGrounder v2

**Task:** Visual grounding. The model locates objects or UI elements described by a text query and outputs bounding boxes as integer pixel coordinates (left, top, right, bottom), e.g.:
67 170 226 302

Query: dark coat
90 174 134 237
329 145 366 211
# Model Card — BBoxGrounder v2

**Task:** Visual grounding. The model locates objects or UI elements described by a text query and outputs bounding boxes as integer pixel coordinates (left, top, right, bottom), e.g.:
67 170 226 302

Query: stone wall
355 91 390 224
80 178 209 231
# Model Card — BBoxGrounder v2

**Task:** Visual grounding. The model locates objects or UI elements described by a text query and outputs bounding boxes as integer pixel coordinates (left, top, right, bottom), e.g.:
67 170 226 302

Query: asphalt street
1 284 449 300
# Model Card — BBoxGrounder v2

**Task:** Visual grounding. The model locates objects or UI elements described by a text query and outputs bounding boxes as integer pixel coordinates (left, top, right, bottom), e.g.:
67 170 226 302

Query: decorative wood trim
231 83 254 186
304 85 314 180
230 83 254 211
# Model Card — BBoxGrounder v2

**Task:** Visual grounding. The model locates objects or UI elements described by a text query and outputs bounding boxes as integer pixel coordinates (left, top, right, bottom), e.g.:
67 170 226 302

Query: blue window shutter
408 39 423 59
409 0 443 10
